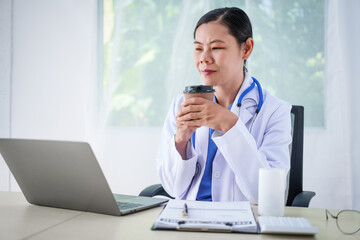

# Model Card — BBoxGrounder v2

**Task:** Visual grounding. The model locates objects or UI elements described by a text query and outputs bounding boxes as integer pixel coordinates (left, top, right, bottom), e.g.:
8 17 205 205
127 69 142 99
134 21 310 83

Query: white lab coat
157 73 291 204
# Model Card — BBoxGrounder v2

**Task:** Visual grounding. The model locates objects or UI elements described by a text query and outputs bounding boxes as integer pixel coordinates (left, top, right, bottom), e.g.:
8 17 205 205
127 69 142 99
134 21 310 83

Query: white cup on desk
258 168 286 217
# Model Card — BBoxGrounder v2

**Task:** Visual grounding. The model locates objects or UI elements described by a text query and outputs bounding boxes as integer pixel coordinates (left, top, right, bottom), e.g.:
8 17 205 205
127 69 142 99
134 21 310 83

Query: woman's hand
174 97 238 159
178 97 238 132
174 106 200 160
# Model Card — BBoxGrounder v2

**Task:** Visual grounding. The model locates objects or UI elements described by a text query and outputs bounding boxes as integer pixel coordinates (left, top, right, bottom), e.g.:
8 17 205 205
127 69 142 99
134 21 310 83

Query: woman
157 7 291 203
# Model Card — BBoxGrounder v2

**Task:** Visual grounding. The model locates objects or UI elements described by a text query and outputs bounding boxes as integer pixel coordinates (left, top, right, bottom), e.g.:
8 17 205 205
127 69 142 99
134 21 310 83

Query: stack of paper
153 199 258 233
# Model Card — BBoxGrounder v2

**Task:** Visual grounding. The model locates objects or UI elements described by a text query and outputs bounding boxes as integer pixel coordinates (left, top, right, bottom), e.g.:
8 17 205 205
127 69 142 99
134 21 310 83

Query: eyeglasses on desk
325 209 360 235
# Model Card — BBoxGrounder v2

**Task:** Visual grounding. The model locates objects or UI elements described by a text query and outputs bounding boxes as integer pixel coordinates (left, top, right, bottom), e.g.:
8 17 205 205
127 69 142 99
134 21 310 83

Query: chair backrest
286 105 304 206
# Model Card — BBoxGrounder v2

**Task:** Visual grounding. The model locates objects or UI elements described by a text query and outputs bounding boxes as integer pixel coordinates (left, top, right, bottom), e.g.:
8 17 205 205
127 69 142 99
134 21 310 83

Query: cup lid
183 85 215 94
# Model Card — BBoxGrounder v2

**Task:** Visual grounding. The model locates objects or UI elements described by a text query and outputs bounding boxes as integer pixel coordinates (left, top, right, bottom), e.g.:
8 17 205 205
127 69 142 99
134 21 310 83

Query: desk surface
1 192 358 240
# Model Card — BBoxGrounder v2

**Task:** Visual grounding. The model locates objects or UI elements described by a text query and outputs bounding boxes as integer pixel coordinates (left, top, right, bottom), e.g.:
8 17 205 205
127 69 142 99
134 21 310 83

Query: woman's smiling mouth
201 69 217 75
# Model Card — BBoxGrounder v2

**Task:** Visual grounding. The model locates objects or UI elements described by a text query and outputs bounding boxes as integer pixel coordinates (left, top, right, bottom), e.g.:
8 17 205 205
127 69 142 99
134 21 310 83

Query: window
103 0 324 127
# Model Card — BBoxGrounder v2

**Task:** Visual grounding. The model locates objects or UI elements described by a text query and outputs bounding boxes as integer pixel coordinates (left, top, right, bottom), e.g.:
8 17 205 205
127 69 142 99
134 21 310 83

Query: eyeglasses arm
325 209 338 221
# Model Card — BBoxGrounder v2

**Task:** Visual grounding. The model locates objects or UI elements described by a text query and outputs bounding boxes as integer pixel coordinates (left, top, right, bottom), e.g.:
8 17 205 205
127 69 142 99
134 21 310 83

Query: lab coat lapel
196 126 209 169
230 74 259 127
239 105 254 125
238 92 258 126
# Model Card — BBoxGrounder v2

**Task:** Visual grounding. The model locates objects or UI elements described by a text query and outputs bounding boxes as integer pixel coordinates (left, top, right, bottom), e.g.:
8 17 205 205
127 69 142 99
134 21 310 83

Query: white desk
1 192 358 240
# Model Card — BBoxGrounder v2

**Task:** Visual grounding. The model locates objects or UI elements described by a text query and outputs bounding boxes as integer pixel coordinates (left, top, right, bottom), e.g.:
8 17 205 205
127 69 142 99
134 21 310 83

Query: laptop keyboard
116 201 143 210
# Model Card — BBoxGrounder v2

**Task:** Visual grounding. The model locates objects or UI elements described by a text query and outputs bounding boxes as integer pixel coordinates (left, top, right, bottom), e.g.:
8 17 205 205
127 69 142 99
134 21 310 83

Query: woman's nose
200 51 213 64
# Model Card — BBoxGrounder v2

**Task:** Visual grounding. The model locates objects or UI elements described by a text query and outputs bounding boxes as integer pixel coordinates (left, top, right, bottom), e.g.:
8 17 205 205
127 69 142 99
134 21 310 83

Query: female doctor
157 7 292 203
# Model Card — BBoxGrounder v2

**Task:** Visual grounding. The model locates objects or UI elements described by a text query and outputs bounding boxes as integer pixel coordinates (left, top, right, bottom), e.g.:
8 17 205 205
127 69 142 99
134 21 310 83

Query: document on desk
153 199 258 233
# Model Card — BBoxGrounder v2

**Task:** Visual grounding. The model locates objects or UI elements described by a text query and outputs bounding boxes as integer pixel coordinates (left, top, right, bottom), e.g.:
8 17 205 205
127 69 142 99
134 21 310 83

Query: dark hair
194 7 253 71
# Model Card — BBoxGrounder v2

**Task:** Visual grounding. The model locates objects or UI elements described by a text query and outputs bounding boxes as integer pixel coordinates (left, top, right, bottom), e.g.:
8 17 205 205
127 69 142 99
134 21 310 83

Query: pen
182 203 188 218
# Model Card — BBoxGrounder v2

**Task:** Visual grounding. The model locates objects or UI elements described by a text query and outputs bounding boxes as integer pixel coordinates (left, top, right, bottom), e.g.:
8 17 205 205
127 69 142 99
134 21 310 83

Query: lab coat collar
229 72 260 125
231 72 259 110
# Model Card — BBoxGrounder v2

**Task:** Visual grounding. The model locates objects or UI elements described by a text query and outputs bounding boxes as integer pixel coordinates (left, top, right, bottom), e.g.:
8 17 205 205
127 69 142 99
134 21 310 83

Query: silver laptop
0 138 168 216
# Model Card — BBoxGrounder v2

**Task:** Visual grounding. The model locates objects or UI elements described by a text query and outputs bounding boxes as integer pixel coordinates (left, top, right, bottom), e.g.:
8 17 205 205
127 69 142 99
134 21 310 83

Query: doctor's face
193 21 246 89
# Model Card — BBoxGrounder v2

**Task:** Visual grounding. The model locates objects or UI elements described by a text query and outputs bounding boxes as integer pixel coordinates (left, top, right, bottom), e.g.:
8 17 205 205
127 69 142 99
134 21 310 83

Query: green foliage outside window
103 0 324 127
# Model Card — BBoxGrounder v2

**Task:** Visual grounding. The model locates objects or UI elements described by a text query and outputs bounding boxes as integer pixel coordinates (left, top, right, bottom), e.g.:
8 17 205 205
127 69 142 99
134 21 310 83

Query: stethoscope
191 77 264 177
237 77 264 132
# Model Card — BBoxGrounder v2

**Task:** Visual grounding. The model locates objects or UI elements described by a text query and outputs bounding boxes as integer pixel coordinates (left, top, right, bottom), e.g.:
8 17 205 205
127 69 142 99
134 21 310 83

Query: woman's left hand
176 97 238 132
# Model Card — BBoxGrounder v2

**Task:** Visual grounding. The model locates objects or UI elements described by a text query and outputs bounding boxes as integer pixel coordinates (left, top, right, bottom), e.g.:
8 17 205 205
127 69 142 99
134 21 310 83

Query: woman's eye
195 48 202 51
212 47 224 50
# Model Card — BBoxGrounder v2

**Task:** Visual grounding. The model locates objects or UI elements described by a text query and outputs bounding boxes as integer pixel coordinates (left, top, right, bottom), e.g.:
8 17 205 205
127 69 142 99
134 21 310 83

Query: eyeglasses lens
337 210 360 234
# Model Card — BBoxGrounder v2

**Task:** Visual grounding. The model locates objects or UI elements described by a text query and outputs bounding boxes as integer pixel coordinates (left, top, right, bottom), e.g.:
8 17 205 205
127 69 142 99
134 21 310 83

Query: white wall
0 0 12 190
0 0 98 191
11 0 97 141
99 127 163 196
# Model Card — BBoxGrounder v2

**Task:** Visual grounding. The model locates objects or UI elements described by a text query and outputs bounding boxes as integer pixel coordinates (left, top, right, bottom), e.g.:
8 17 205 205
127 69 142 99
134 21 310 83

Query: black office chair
286 105 315 207
140 105 315 207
